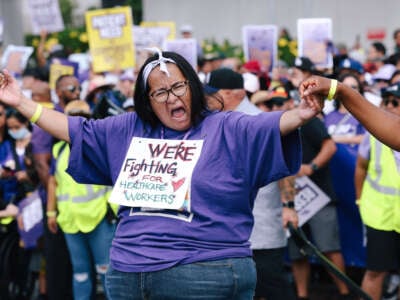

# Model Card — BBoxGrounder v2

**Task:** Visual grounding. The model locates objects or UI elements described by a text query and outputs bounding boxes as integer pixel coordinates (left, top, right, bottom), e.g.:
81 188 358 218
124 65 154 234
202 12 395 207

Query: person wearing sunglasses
0 49 322 299
354 82 400 300
55 75 82 111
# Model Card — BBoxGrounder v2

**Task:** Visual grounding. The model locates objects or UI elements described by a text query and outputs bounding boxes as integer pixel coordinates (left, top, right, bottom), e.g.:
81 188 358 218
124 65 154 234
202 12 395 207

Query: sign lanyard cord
160 126 193 140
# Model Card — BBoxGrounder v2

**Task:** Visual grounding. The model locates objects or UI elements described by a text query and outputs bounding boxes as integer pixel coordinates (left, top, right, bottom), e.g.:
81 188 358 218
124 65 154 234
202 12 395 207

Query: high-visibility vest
53 141 112 234
359 136 400 233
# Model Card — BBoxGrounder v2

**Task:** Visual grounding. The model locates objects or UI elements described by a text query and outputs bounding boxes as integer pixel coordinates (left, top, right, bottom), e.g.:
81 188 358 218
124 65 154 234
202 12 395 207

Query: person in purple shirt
0 49 322 299
324 73 366 154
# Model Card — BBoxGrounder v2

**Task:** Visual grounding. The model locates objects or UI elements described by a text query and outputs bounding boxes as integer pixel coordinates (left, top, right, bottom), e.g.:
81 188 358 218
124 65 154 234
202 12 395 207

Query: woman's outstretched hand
0 69 24 108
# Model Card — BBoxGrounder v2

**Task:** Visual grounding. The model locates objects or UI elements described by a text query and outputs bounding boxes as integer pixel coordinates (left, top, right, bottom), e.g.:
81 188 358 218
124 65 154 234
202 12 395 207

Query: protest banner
294 176 330 226
85 6 135 73
297 18 333 69
109 137 203 221
132 25 169 70
1 45 34 75
18 190 43 249
242 25 278 73
140 21 176 40
28 0 64 34
164 38 197 70
49 58 79 90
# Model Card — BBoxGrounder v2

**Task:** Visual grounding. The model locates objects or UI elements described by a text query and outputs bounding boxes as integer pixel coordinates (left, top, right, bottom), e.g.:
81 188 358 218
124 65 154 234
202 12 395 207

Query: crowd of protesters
0 24 399 300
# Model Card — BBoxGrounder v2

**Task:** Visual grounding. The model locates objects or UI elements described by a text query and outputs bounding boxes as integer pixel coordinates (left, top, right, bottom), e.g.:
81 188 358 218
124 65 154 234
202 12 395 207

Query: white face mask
8 127 30 140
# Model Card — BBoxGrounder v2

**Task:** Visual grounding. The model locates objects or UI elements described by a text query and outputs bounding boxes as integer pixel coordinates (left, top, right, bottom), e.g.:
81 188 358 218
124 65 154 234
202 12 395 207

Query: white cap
243 72 260 93
180 24 193 33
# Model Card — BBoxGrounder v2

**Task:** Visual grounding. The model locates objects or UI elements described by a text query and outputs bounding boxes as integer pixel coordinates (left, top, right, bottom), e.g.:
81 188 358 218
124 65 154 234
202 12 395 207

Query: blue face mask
8 127 30 140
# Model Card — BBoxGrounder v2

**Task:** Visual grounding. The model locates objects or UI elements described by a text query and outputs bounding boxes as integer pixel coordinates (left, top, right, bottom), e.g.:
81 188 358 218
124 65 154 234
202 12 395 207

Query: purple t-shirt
67 110 301 272
324 110 365 151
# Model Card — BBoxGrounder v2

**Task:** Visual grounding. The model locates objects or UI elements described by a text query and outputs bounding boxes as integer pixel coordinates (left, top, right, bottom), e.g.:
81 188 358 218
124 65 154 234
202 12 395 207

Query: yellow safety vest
0 217 13 225
53 141 113 234
359 136 400 233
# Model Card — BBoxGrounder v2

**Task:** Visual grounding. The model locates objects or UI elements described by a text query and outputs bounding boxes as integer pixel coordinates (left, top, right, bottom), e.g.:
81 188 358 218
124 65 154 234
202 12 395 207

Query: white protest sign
242 24 278 73
22 193 43 232
294 176 330 226
28 0 65 34
164 38 197 70
297 18 333 69
1 45 34 75
109 137 203 210
132 26 169 70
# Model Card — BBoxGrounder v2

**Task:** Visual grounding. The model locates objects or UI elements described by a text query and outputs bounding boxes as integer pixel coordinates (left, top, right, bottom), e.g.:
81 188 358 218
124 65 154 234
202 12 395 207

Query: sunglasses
263 99 285 109
383 99 400 107
63 85 82 93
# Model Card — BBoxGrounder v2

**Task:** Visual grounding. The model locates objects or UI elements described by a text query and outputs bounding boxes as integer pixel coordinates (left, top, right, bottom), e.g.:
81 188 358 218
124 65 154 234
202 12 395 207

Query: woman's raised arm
300 75 400 151
0 70 70 142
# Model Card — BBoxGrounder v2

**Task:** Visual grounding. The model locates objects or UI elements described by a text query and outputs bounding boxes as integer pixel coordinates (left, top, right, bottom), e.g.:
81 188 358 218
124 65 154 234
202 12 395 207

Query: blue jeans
105 257 256 300
64 217 115 300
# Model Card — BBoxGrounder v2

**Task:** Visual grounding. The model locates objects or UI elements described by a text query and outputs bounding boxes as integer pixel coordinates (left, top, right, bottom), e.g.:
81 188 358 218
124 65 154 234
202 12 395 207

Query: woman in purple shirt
0 50 322 299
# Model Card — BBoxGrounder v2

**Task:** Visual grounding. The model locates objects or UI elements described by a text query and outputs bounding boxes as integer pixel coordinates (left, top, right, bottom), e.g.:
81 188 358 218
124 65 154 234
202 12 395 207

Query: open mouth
171 107 186 119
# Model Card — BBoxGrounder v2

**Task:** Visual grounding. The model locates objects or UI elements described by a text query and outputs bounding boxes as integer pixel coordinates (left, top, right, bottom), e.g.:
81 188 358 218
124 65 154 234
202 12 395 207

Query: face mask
8 127 30 140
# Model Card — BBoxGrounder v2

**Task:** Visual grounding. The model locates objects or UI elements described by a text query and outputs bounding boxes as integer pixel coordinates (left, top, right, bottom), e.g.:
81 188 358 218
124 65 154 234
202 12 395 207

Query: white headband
142 47 176 87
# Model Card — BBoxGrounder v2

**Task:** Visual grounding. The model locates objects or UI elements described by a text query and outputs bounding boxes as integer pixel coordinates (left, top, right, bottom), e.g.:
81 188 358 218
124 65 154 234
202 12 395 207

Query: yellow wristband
327 79 338 100
355 199 361 206
30 103 43 123
46 211 57 218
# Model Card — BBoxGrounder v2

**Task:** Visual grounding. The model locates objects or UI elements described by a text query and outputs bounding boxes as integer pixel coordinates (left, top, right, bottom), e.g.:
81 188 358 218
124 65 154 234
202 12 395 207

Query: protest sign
18 190 43 249
85 6 135 73
49 58 79 90
242 25 278 73
109 137 203 214
140 21 176 40
294 176 330 226
1 45 34 75
164 38 197 70
132 26 169 70
28 0 64 34
297 18 333 69
0 17 3 43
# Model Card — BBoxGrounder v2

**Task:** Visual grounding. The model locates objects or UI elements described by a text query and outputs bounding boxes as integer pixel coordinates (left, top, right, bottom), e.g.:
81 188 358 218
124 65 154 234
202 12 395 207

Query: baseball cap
294 57 315 72
250 90 270 105
338 58 364 74
381 82 400 98
64 100 91 117
205 68 244 92
243 72 260 93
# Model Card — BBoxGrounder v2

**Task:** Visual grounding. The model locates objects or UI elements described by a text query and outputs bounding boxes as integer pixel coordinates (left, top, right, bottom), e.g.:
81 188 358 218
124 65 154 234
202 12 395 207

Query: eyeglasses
383 99 400 107
63 85 82 93
263 100 285 110
150 80 189 103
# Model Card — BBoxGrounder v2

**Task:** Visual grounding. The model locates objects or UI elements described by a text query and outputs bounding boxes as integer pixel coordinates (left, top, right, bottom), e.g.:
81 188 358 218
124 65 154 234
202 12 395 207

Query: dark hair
334 72 364 110
134 51 207 128
390 69 400 84
372 42 386 56
6 109 33 132
393 28 400 39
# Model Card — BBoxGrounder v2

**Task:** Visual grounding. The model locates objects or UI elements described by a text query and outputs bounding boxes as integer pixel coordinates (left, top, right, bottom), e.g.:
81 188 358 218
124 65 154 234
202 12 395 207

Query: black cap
382 82 400 97
205 68 244 92
294 57 315 72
